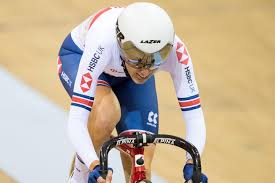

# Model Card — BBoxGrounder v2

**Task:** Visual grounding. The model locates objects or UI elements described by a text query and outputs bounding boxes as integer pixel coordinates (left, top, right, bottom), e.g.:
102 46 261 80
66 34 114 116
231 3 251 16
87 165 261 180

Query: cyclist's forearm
68 108 99 170
182 107 206 160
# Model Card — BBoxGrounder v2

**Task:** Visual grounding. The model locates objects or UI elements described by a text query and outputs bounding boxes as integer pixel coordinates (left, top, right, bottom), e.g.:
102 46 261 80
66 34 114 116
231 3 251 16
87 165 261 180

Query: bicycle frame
118 141 146 182
116 131 148 182
99 132 202 183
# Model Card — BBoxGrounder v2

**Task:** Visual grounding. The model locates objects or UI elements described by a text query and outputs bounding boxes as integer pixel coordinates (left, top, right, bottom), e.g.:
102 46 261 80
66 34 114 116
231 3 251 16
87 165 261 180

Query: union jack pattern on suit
71 92 94 111
178 94 201 111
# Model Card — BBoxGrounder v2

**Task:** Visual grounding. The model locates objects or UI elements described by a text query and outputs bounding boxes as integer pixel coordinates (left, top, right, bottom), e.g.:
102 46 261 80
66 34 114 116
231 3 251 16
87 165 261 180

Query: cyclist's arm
67 33 110 170
161 35 206 160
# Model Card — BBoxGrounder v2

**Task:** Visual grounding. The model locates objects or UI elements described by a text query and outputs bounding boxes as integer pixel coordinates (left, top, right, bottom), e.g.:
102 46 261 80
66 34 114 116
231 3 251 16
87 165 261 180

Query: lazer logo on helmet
87 46 104 72
140 40 161 44
185 66 196 93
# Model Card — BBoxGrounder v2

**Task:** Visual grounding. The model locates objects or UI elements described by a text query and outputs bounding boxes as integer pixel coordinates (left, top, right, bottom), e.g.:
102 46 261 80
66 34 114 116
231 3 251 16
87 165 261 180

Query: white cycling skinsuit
59 7 206 183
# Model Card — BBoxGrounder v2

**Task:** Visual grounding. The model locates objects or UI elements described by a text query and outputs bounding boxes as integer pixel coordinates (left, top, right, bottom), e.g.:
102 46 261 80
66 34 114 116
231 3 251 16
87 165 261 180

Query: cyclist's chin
131 74 152 84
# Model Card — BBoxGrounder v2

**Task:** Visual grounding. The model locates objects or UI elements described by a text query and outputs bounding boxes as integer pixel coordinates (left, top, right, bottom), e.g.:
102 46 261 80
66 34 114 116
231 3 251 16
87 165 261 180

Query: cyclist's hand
183 163 208 183
88 165 113 183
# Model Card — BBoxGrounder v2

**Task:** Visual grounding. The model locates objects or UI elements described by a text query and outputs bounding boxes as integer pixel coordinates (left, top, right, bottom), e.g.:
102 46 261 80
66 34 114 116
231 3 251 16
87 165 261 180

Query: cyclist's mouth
136 73 148 80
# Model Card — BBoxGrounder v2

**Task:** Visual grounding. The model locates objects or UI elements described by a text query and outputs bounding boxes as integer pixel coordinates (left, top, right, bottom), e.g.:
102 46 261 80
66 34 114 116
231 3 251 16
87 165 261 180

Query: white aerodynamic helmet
116 2 175 69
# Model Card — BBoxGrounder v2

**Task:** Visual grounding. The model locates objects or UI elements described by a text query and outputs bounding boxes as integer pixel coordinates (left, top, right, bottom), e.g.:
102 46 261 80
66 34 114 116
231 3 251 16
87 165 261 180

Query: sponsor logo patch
80 72 92 93
176 42 189 65
185 66 196 93
147 111 158 128
61 71 72 87
87 46 104 72
110 69 124 74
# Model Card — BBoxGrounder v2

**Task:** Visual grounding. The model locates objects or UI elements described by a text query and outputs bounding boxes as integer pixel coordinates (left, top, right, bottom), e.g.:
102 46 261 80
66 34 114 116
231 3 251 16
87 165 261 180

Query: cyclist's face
125 62 157 84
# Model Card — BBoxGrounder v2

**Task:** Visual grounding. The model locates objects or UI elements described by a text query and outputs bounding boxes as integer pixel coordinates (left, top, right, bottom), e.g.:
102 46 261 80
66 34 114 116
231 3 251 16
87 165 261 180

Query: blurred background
1 0 275 182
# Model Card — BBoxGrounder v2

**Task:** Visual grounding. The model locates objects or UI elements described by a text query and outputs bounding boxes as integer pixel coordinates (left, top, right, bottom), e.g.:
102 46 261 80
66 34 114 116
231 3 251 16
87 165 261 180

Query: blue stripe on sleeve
181 105 201 111
71 103 92 111
73 92 94 100
178 94 199 101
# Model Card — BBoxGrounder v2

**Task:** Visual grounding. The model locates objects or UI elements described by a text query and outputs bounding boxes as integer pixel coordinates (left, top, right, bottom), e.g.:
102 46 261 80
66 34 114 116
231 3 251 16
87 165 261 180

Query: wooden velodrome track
1 0 274 182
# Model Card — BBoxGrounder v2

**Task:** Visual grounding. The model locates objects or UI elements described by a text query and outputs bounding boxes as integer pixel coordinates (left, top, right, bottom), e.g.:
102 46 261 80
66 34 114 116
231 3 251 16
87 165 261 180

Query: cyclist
57 2 208 183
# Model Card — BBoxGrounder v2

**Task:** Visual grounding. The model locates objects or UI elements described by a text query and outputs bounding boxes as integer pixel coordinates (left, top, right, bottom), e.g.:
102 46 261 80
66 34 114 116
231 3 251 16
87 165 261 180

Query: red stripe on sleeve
72 96 93 107
97 80 110 86
179 98 200 107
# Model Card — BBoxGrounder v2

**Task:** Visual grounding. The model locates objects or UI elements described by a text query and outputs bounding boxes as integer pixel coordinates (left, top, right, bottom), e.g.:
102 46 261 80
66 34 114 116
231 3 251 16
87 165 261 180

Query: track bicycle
99 132 203 183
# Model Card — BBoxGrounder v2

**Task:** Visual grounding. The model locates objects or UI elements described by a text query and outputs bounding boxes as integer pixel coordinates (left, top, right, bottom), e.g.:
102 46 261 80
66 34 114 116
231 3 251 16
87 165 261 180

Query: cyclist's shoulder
86 6 123 31
172 34 190 55
160 34 192 70
71 7 123 52
84 7 123 43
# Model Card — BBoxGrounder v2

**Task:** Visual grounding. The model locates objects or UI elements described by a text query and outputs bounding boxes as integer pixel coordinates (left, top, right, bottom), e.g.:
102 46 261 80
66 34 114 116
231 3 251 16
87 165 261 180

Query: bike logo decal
176 42 189 65
147 111 158 128
116 138 136 145
80 72 93 93
135 154 144 167
154 138 176 145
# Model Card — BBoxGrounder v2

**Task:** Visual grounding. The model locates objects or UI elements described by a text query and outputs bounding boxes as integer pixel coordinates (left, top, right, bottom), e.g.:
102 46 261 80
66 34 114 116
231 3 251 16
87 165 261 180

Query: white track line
0 67 166 183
